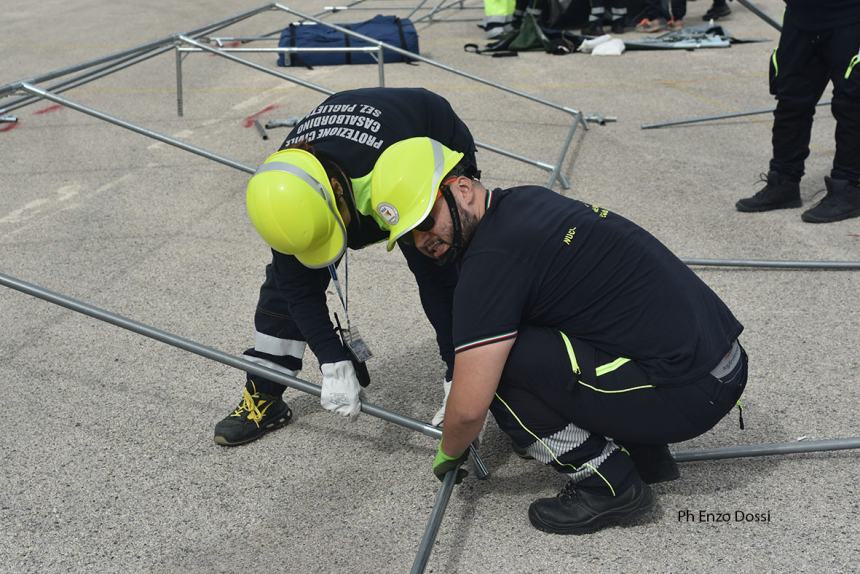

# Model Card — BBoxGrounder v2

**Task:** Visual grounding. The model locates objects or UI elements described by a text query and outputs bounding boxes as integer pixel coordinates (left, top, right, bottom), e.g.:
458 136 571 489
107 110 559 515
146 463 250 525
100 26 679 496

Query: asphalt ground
1 1 858 572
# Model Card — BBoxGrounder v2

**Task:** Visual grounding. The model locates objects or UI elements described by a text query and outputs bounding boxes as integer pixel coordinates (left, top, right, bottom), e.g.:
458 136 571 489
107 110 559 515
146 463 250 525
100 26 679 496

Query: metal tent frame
2 271 860 570
2 2 858 570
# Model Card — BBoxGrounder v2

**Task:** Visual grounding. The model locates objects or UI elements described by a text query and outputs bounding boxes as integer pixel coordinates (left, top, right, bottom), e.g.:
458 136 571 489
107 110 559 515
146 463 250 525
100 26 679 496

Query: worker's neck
473 180 489 219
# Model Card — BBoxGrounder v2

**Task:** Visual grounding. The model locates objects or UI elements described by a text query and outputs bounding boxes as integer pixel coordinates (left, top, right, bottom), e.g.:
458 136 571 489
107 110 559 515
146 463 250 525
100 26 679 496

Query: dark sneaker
703 3 731 20
735 171 802 212
528 476 654 535
582 22 605 37
801 177 860 223
622 443 680 484
214 382 292 446
610 19 626 34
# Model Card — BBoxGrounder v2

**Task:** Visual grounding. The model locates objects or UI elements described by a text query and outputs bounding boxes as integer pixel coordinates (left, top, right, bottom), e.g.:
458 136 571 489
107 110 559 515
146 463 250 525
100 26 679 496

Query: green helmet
370 137 464 251
246 148 346 269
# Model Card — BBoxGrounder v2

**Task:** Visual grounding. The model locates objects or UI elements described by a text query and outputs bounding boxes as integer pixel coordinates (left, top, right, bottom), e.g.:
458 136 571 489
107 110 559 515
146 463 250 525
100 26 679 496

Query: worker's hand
320 360 362 419
430 378 453 427
432 442 468 483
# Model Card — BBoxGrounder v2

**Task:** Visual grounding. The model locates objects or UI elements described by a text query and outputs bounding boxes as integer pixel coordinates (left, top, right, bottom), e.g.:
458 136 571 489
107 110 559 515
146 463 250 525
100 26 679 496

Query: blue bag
277 15 419 67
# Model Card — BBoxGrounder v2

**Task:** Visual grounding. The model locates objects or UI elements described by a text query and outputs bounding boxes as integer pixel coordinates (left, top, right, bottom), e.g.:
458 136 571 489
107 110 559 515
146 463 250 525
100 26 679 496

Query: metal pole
257 0 371 39
410 469 457 574
175 44 184 118
682 258 860 270
0 3 278 100
475 140 556 172
673 437 860 463
641 102 830 130
2 42 176 117
414 0 475 23
177 36 333 97
0 271 490 476
735 0 782 32
19 83 255 174
377 45 385 87
546 112 583 190
405 0 431 21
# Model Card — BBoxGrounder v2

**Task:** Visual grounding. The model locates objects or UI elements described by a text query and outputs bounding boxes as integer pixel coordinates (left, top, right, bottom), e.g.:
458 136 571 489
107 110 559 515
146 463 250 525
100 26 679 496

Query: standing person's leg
736 20 831 212
667 0 686 29
481 0 516 40
213 250 323 446
584 0 607 36
801 22 860 223
635 0 667 32
609 0 628 34
703 0 730 21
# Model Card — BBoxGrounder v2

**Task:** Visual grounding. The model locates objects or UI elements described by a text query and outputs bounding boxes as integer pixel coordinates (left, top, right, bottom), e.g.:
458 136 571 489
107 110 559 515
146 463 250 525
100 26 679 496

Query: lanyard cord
327 252 350 329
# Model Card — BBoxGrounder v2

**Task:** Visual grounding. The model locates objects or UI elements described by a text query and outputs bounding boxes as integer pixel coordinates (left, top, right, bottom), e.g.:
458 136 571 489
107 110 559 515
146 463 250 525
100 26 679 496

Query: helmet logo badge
377 202 400 225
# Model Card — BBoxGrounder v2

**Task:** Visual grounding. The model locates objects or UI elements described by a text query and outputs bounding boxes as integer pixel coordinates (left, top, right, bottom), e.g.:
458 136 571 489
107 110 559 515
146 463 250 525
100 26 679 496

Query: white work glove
431 378 453 427
320 360 362 420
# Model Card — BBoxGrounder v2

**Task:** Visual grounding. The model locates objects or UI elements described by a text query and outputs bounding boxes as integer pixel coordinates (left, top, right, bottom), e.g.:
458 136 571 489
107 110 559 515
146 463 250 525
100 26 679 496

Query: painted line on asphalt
0 174 134 241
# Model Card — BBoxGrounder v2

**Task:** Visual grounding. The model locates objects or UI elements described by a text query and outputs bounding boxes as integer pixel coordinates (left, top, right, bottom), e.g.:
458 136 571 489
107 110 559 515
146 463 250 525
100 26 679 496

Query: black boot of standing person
703 0 731 20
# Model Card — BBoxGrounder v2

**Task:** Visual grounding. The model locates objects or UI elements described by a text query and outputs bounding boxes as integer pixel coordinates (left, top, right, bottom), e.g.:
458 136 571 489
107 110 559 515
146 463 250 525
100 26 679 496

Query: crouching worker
213 88 478 446
370 137 748 534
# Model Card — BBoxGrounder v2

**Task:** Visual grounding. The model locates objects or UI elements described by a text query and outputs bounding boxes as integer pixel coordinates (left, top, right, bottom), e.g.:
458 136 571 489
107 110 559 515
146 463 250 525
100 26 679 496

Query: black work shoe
214 382 292 446
512 440 533 459
610 19 626 34
528 477 654 535
801 177 860 223
582 22 605 37
735 171 802 212
702 3 731 20
623 443 680 484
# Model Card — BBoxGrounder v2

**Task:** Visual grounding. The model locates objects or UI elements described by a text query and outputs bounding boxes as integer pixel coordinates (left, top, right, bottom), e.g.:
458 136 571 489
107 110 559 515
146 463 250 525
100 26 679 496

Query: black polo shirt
452 186 743 385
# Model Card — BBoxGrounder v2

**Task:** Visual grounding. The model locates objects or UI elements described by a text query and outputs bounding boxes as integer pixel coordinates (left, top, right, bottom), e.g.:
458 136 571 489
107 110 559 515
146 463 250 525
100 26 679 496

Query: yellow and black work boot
735 171 802 212
801 177 860 223
528 475 654 535
213 380 292 446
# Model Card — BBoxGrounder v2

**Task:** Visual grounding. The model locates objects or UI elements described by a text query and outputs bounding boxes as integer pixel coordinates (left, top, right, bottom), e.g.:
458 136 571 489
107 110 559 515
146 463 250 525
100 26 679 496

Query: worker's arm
439 338 515 457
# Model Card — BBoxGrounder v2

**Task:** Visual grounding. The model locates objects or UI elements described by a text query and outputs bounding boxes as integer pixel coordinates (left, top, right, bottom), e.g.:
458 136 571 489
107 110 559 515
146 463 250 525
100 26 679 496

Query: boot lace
750 172 771 197
557 481 579 500
231 387 271 427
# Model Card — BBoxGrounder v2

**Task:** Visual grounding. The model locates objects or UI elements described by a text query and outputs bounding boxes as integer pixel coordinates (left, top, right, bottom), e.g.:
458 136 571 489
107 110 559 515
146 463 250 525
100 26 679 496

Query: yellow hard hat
245 148 346 269
370 137 464 251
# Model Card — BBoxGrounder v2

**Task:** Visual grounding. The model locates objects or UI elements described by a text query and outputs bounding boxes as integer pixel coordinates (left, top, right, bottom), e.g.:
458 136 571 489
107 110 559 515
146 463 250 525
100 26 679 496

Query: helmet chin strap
435 186 465 267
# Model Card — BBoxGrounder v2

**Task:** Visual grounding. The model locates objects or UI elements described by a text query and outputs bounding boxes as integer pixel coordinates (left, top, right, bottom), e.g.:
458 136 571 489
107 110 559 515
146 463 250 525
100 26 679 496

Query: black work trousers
769 18 860 182
489 327 747 494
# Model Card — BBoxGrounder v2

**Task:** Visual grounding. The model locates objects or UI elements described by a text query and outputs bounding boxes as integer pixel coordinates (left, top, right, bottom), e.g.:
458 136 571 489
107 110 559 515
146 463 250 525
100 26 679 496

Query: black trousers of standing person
489 326 747 495
769 18 860 182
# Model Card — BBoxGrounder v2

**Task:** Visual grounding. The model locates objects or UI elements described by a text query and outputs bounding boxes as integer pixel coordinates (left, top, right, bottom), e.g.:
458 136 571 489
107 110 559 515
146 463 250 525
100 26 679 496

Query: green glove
433 442 469 483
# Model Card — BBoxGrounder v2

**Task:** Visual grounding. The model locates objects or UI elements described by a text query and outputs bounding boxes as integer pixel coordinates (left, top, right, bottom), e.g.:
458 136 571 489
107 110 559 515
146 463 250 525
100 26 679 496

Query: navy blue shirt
452 186 743 384
271 88 475 375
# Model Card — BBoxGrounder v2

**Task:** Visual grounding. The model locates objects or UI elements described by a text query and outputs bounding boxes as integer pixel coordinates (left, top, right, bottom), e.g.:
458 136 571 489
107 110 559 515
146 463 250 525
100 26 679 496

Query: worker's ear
450 175 476 205
329 177 352 225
